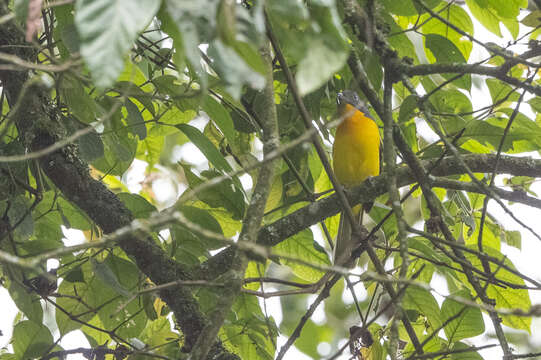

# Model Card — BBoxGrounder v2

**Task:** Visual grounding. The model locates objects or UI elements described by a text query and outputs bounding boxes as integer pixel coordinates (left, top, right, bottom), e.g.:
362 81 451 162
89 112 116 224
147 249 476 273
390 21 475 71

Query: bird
349 325 374 359
23 268 58 297
332 90 381 267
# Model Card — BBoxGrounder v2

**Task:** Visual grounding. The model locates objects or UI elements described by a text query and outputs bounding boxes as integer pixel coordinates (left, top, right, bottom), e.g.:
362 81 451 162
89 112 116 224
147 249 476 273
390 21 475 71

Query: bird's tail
333 204 363 268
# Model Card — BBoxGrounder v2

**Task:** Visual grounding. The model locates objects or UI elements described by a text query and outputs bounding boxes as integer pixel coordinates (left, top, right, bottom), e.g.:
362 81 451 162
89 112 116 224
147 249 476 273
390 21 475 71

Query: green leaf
0 353 18 360
487 111 541 151
178 205 224 243
199 202 241 238
92 261 147 339
180 165 246 220
425 34 471 90
117 193 157 219
77 128 104 162
81 317 110 348
264 175 284 213
92 97 137 175
55 5 78 55
152 75 188 98
175 123 233 172
420 4 473 60
382 0 442 16
8 195 34 240
138 317 182 358
408 237 458 280
399 95 418 123
462 245 531 333
8 281 43 324
361 48 384 91
0 141 28 200
142 293 158 321
290 320 332 359
224 294 277 360
208 39 265 99
56 196 91 230
465 215 500 251
137 128 165 167
502 17 519 39
97 132 137 174
528 96 541 114
60 75 97 124
116 81 156 116
171 205 225 264
64 254 146 339
466 0 501 37
370 197 397 241
274 229 330 282
402 120 419 153
117 59 149 85
217 0 236 45
75 0 161 88
490 0 525 19
56 263 97 335
155 105 197 136
296 1 348 95
12 321 53 359
521 10 541 27
450 342 484 360
486 79 520 104
462 118 533 154
266 0 308 24
91 257 132 298
296 36 348 95
60 23 80 57
64 267 84 283
441 289 485 342
429 89 473 115
28 213 63 254
385 14 418 63
429 4 474 35
202 95 236 145
158 0 214 85
503 230 521 249
124 98 147 139
232 41 267 75
403 286 442 332
267 0 348 95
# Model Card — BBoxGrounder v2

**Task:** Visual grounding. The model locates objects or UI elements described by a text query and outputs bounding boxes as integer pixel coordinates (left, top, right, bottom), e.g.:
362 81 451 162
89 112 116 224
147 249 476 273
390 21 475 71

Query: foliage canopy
1 0 541 359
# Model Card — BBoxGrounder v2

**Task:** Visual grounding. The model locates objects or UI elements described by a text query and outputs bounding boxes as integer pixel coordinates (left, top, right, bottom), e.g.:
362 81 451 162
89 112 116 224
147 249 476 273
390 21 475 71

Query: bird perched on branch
332 90 381 267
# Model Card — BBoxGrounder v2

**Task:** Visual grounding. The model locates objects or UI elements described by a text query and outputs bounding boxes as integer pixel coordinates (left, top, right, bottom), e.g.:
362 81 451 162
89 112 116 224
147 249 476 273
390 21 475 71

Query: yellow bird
332 90 381 267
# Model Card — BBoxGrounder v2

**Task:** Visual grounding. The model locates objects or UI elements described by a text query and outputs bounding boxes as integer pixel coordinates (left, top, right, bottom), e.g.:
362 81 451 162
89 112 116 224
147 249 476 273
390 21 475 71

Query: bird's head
337 90 370 115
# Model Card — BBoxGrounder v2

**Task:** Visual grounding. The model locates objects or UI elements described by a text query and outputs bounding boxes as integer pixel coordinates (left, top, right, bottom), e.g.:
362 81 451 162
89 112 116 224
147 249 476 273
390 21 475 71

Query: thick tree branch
200 153 541 281
256 154 541 248
0 4 232 358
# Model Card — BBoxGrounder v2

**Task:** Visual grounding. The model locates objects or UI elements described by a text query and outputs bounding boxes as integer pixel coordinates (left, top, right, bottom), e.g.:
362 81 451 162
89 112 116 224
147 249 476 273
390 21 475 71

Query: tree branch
402 62 541 96
256 154 541 248
0 4 232 357
200 153 541 281
188 42 279 360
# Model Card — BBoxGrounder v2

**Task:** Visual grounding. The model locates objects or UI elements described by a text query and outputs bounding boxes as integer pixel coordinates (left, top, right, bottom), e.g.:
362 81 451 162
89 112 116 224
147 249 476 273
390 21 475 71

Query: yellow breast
332 105 380 187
